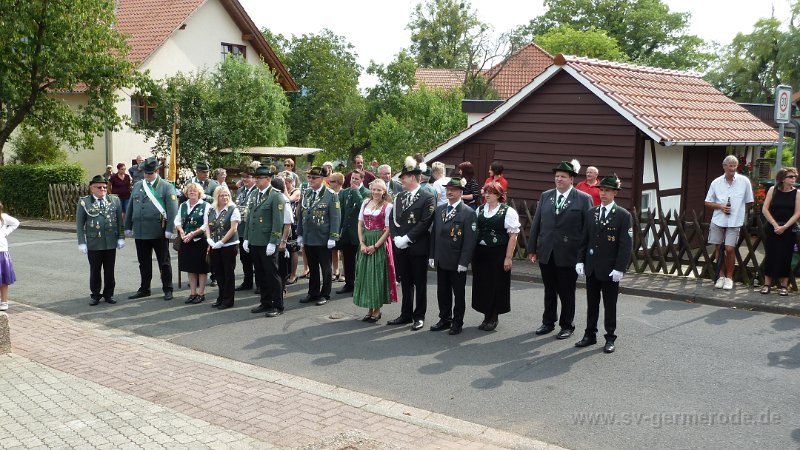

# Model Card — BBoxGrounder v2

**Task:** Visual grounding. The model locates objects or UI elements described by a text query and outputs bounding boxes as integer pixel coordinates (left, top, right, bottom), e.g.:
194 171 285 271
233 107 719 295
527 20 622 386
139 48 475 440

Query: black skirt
179 238 209 274
471 244 511 315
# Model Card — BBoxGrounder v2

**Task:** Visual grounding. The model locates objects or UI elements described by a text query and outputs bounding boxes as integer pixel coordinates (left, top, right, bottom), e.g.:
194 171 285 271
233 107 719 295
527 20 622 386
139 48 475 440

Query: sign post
774 85 792 177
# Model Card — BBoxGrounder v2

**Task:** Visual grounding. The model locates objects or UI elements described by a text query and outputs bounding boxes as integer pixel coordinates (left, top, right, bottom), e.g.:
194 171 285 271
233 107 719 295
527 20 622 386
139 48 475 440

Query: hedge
0 163 86 218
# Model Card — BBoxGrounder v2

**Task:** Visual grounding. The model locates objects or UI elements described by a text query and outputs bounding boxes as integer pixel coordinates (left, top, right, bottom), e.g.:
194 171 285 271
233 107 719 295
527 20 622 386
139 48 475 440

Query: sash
143 178 167 218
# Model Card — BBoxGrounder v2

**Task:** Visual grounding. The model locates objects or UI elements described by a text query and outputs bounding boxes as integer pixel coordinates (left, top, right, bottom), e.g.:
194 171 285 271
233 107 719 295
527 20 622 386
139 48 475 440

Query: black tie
601 207 607 222
311 191 317 203
447 205 454 215
257 191 262 204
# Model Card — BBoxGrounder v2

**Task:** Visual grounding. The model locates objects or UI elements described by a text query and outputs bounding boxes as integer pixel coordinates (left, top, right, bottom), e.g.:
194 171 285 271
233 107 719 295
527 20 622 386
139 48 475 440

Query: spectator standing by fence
760 167 800 296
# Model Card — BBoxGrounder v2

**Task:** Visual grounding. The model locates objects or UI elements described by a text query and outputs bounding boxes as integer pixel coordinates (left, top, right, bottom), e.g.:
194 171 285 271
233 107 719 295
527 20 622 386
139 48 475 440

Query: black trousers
251 245 283 310
305 245 332 299
436 269 466 326
585 273 618 340
394 248 428 321
211 245 238 307
340 240 358 288
134 238 173 293
87 249 116 299
539 259 576 329
239 241 255 288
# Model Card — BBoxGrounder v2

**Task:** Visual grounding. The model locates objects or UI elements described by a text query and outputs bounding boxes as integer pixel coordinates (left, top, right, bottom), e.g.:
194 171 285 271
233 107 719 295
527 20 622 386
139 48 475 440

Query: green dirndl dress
353 202 398 308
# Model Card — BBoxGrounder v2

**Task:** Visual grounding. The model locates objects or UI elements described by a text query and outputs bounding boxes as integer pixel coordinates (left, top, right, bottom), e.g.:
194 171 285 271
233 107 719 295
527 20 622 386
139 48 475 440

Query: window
130 95 155 125
221 43 246 60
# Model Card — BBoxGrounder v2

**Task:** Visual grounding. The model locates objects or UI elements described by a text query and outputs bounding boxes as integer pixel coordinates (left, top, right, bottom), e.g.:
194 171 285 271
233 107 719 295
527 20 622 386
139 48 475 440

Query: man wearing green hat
336 169 369 295
77 175 125 305
180 161 219 204
527 159 593 339
297 166 342 305
575 174 632 353
243 166 291 317
235 168 257 291
125 156 179 300
428 177 477 335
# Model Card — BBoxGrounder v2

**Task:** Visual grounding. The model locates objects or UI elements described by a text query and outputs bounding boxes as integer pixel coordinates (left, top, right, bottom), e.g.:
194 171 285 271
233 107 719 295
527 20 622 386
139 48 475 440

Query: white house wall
655 145 684 191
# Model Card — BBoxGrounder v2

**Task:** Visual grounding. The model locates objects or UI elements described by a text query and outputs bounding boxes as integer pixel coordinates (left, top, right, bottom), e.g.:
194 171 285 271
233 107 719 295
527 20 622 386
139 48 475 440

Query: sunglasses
786 175 797 178
94 185 108 189
308 175 321 180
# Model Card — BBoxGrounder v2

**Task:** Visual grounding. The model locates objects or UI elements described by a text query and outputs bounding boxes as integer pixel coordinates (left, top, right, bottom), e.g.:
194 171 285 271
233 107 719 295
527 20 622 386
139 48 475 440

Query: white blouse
479 204 520 245
358 201 393 228
0 213 19 252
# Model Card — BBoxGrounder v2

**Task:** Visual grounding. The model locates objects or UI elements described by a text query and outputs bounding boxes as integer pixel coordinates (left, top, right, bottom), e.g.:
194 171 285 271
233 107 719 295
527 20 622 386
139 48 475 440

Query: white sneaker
0 302 8 311
714 277 725 289
723 278 734 290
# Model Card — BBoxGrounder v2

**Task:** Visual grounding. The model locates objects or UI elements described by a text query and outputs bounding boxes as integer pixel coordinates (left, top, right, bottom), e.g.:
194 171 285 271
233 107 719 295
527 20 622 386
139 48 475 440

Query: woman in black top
761 167 800 296
457 161 481 209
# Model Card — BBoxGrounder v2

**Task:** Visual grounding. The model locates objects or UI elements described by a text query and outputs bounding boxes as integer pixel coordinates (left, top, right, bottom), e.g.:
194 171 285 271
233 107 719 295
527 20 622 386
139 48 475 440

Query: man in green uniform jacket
125 157 179 300
77 175 125 305
336 169 369 295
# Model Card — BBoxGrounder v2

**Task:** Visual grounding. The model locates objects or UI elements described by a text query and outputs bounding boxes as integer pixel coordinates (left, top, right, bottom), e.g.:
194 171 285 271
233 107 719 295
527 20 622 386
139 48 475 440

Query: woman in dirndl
353 179 398 322
174 183 209 304
471 181 520 331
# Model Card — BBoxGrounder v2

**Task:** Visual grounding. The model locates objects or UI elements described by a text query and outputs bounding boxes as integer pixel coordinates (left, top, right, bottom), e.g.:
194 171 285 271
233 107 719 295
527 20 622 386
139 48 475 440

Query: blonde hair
182 182 203 198
368 179 392 204
211 185 232 209
329 172 344 185
431 161 445 177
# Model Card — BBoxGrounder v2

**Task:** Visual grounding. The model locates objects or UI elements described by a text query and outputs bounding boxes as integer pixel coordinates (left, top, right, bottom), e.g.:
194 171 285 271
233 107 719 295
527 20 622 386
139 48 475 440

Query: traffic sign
774 85 792 124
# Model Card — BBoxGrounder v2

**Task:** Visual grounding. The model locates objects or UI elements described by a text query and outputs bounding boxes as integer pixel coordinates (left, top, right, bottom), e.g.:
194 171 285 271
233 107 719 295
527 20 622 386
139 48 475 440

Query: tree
407 0 485 69
0 0 136 163
9 125 68 165
512 0 709 70
134 57 288 170
365 50 418 120
368 86 466 170
268 29 367 163
534 25 627 61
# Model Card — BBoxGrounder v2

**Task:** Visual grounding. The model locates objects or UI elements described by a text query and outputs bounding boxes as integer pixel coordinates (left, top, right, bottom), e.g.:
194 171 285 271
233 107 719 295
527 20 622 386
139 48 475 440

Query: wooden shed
424 55 779 216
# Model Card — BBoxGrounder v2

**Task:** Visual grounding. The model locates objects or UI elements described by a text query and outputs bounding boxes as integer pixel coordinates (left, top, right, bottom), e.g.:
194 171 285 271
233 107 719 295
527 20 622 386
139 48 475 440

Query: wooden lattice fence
48 183 90 221
509 199 800 287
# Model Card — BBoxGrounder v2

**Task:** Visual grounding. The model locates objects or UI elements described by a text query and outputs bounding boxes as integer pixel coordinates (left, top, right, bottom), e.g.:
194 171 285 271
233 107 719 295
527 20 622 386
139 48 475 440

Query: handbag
172 236 181 251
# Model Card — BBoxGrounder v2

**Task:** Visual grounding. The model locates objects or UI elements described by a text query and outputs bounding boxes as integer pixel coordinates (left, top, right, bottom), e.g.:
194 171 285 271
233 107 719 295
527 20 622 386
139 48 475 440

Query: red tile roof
484 44 553 99
556 54 778 144
413 68 467 91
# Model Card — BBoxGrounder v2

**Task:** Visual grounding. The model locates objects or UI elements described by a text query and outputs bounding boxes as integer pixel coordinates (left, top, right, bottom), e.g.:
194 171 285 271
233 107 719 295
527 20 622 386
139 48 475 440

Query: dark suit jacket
579 204 633 281
390 187 436 257
429 201 477 271
527 187 593 267
338 185 369 244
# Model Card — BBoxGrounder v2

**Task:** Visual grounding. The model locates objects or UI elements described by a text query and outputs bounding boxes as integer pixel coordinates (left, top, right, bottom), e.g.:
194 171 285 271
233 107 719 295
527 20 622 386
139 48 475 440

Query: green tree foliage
706 13 800 103
368 87 466 170
407 0 484 69
267 29 367 163
366 50 418 120
535 25 627 61
512 0 709 70
133 57 288 170
0 0 137 163
9 125 68 165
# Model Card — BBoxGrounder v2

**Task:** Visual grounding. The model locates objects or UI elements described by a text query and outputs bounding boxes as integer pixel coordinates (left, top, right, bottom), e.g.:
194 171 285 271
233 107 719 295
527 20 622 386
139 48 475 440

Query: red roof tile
413 68 467 91
556 54 778 144
484 44 553 99
116 0 205 65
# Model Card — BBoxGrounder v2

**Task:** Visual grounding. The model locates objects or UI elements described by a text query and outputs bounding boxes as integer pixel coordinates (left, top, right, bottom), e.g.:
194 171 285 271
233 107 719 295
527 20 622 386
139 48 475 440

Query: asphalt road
10 229 800 449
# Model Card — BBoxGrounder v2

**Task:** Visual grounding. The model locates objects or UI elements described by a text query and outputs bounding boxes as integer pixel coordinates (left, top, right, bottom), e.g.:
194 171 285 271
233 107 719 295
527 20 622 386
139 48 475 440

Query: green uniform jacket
338 185 369 244
297 187 341 246
76 195 123 251
125 176 179 239
197 178 220 203
244 186 285 246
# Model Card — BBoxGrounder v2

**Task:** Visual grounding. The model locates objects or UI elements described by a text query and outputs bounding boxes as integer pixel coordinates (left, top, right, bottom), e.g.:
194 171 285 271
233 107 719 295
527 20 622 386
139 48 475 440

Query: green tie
557 194 565 210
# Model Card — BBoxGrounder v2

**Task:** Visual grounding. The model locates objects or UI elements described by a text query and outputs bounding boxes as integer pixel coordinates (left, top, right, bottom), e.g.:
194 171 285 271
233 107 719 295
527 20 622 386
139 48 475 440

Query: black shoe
534 324 555 335
386 316 413 325
185 295 197 304
211 302 219 308
411 320 424 331
483 321 498 331
235 284 253 291
430 320 451 331
163 291 174 301
193 295 206 304
251 305 268 313
556 328 574 340
603 340 616 353
478 322 488 331
299 295 316 304
128 290 151 299
315 297 329 306
335 285 354 295
448 325 463 335
575 335 597 347
216 304 232 310
89 298 100 306
105 297 116 304
265 309 284 318
254 287 260 295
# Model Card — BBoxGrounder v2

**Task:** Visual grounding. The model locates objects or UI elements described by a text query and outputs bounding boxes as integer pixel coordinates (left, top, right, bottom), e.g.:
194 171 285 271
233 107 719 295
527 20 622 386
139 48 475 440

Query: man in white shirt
704 155 754 290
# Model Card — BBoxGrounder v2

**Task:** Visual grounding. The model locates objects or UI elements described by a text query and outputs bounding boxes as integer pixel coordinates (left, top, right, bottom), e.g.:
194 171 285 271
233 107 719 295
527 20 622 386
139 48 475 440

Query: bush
9 126 69 165
0 164 85 218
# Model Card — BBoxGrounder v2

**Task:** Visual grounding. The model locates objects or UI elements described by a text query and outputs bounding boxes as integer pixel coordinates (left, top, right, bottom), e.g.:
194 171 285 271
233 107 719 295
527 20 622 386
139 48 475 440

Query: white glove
297 236 304 248
124 230 133 238
610 270 624 283
284 249 290 258
242 240 250 253
327 239 336 249
394 235 410 249
165 231 174 239
213 241 224 250
266 243 276 255
575 263 584 276
206 238 216 247
457 265 467 273
78 244 88 254
428 258 435 269
116 239 125 249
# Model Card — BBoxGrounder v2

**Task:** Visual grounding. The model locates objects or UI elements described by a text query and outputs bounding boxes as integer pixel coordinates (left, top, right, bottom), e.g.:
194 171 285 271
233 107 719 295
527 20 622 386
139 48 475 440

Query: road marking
10 239 76 247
